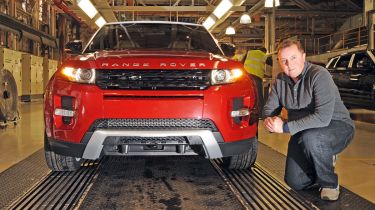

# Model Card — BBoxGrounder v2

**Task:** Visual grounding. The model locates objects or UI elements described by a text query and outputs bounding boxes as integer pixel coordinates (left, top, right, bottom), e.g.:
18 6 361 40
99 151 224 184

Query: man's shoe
320 185 340 201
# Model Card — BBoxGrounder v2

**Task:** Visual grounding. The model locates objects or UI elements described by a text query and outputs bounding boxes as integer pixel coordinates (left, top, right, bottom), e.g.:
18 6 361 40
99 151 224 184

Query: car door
350 51 375 96
332 54 352 89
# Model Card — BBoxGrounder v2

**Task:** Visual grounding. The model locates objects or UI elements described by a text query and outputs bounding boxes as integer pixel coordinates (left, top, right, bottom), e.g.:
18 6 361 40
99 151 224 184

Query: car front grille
95 69 211 90
119 136 187 144
89 118 218 132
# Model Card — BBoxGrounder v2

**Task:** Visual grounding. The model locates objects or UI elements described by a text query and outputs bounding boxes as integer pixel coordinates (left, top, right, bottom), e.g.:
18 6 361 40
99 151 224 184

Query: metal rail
299 26 368 55
211 160 317 210
8 160 100 210
8 157 316 210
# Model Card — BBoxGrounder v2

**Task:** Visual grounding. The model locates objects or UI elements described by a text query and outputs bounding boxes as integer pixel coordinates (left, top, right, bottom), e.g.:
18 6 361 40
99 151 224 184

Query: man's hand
264 116 285 133
264 117 275 132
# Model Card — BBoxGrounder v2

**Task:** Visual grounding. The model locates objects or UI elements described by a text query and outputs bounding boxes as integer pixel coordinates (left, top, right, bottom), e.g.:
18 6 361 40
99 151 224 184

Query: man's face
277 44 306 80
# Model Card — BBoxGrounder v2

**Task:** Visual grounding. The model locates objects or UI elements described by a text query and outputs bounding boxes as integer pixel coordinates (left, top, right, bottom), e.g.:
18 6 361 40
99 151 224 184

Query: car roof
329 50 368 60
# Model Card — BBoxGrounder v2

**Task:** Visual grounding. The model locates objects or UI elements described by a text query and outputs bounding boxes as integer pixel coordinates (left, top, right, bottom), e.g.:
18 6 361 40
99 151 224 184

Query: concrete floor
0 101 44 172
0 101 374 204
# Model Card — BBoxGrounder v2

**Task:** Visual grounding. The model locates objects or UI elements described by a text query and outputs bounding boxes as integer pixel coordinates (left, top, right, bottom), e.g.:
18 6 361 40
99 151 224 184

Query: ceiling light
265 0 273 7
240 13 251 24
275 0 280 7
77 0 98 19
213 0 233 19
225 26 235 35
95 16 106 28
265 0 280 7
203 15 216 30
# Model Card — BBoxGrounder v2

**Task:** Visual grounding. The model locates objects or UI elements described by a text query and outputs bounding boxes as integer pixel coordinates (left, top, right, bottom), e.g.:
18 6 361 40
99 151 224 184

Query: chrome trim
82 129 223 160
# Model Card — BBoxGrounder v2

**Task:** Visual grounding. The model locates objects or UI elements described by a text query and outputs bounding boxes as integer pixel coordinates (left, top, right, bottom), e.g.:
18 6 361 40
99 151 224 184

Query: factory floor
0 101 374 204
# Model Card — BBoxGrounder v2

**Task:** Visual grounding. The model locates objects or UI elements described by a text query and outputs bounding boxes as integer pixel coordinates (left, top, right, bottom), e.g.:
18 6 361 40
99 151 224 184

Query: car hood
64 50 239 70
79 50 217 60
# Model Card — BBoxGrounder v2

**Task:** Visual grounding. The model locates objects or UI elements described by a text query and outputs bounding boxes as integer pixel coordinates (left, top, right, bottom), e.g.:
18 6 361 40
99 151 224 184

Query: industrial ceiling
55 0 363 47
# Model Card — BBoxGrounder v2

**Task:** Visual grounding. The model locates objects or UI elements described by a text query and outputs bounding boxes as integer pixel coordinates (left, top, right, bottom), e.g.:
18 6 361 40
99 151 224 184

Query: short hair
277 39 305 54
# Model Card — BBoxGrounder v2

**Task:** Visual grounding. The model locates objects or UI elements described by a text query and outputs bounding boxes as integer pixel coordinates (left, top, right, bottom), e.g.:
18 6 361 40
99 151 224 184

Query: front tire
222 138 258 169
44 134 82 171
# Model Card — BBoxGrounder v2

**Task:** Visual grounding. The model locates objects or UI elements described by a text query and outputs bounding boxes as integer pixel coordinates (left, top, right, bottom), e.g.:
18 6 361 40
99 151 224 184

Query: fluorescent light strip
77 0 98 19
213 0 233 19
265 0 280 7
203 15 216 30
95 16 106 27
275 0 280 7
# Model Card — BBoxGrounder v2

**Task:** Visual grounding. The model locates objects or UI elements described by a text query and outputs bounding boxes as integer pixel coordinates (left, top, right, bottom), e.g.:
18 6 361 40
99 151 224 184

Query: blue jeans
284 120 354 190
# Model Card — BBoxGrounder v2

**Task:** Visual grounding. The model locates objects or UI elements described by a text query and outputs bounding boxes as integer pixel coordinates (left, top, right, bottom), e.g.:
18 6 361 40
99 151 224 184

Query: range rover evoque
44 21 259 171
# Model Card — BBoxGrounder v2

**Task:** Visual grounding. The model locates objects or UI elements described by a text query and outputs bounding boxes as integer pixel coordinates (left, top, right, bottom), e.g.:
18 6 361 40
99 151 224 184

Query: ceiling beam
288 0 315 10
69 8 97 30
339 0 362 10
173 0 182 6
208 0 247 31
216 0 265 38
109 6 245 12
203 0 213 6
93 0 118 22
275 9 361 16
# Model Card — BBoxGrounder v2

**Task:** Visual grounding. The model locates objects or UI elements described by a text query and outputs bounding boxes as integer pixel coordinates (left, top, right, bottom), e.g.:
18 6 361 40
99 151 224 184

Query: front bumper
44 77 258 145
47 130 256 160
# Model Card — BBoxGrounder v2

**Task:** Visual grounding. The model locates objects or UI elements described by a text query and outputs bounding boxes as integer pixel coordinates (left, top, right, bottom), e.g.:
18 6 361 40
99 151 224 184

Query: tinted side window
327 57 339 68
335 55 352 69
352 52 372 69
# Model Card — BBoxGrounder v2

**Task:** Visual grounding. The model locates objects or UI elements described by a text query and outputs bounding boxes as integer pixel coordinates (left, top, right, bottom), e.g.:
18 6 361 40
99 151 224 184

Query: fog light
231 108 250 117
54 108 75 117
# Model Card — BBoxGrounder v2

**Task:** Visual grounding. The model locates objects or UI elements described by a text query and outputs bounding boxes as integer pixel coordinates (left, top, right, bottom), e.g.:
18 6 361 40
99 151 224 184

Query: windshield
84 22 222 55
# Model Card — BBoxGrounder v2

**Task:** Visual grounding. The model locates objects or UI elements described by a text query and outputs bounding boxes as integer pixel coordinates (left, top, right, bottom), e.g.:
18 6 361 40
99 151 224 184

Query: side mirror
64 40 83 54
220 43 236 57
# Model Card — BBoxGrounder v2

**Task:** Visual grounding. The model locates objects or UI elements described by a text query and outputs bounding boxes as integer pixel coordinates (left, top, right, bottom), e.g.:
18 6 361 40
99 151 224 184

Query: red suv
44 21 259 171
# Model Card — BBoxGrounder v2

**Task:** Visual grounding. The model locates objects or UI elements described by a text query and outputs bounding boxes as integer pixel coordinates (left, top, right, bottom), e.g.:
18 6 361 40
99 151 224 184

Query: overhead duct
53 0 82 23
0 13 57 48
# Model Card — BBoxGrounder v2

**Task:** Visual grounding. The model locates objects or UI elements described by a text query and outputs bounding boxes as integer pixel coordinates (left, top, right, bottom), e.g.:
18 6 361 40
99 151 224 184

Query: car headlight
211 69 244 85
61 67 95 84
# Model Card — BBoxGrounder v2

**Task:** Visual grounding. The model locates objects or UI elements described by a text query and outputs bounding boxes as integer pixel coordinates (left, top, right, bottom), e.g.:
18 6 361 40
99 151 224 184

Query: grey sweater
263 62 354 135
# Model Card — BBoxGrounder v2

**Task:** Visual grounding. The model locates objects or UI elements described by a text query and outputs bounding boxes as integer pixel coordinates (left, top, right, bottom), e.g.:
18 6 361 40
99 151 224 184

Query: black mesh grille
95 69 211 90
120 136 187 144
90 119 218 131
